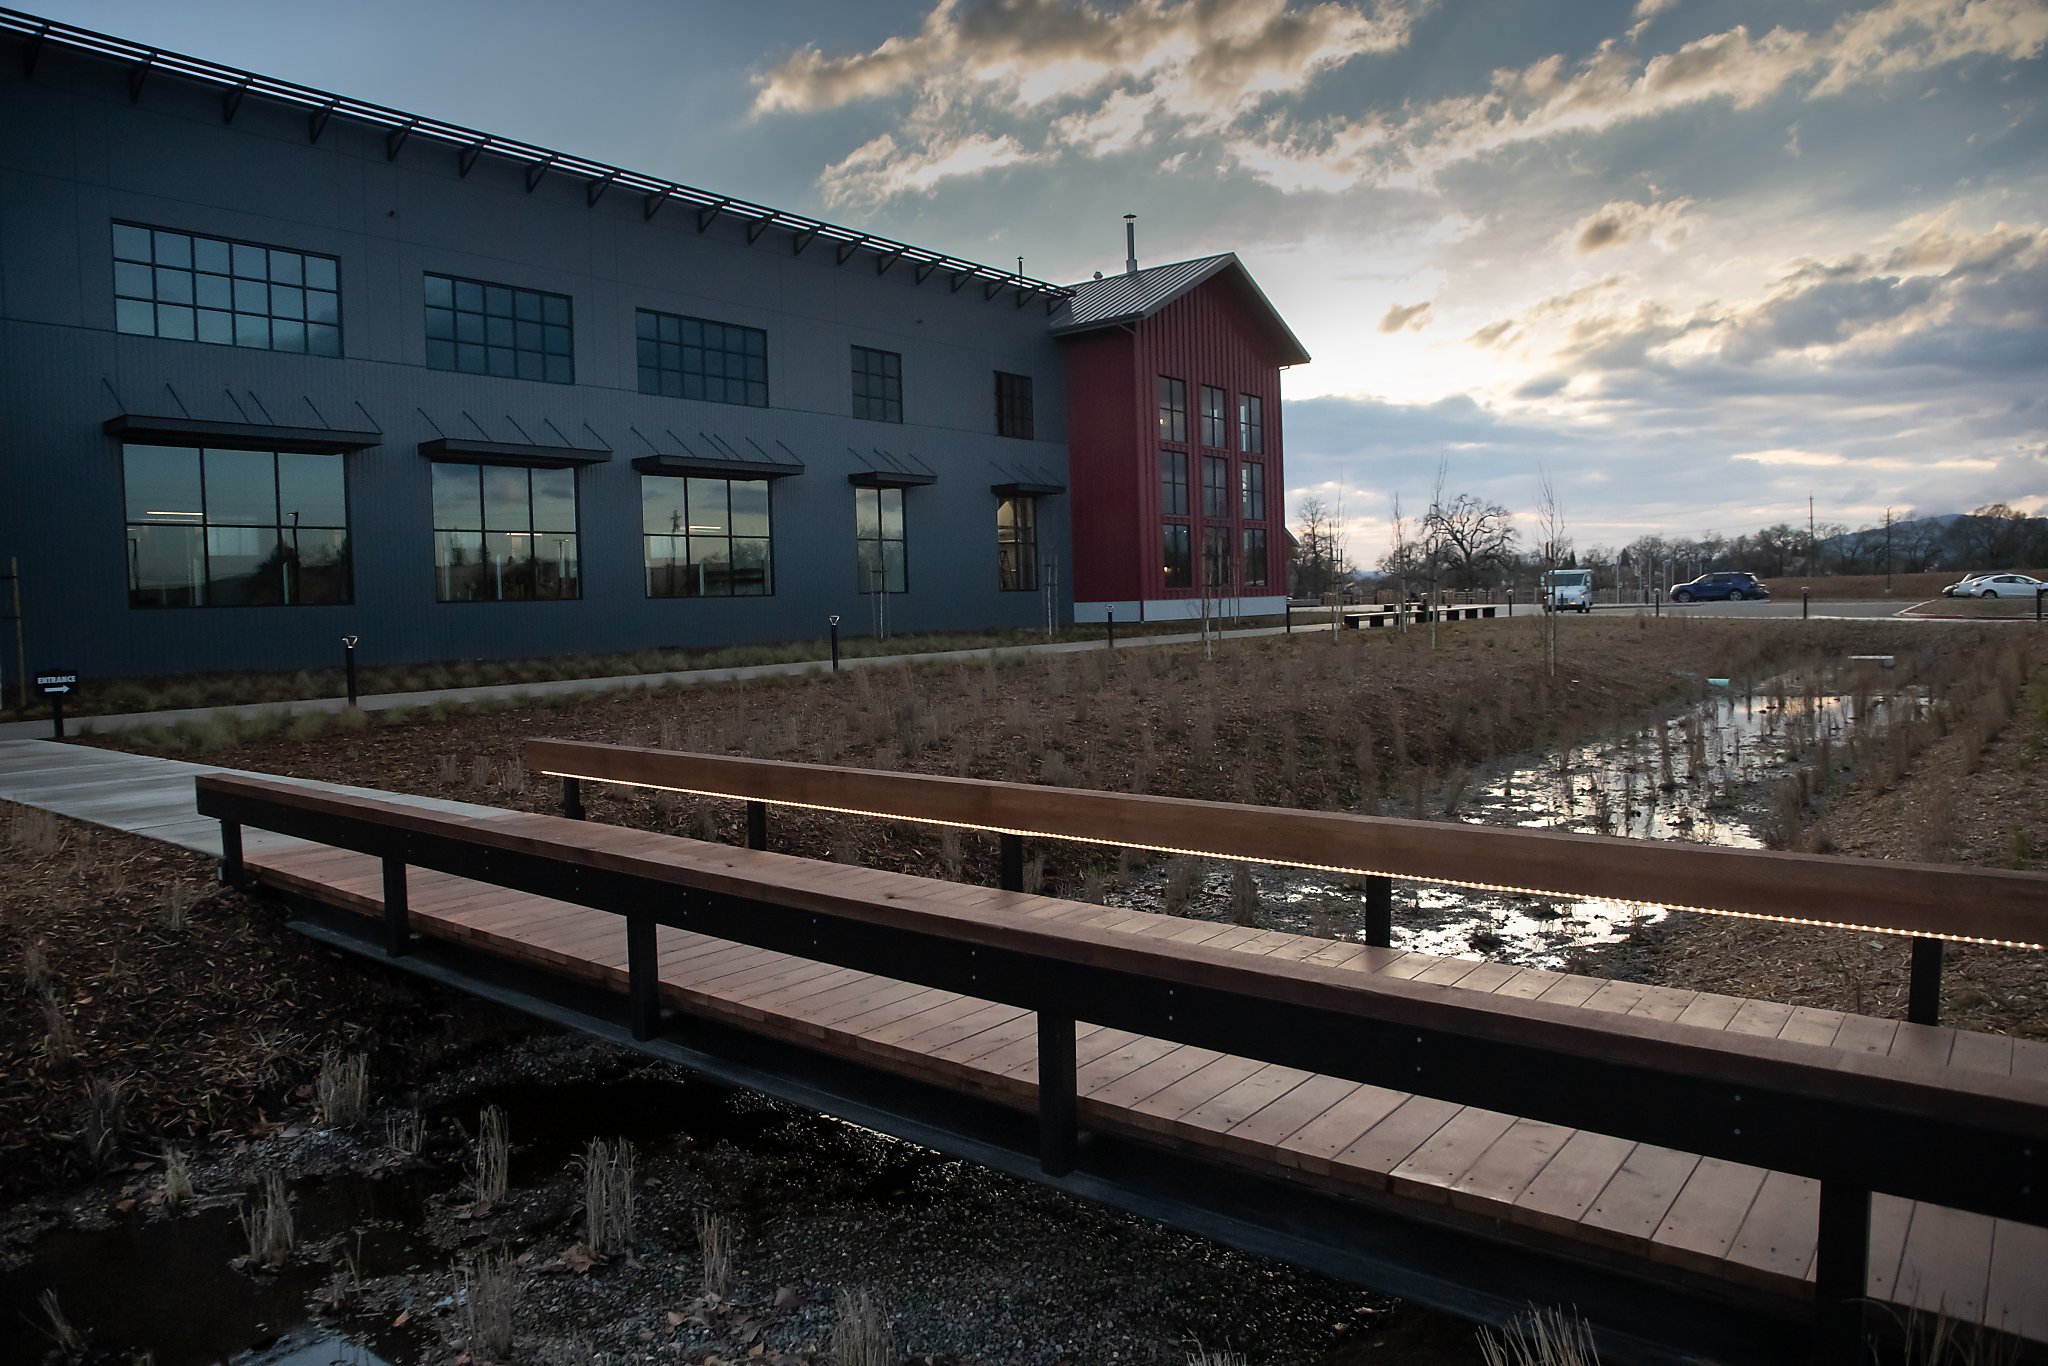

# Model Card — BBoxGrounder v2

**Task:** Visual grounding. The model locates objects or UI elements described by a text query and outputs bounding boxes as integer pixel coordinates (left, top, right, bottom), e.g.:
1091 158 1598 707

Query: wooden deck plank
1581 1143 1701 1249
1947 1031 2015 1079
1447 1117 1575 1215
1984 1219 2048 1343
1893 1203 1995 1323
1274 1084 1411 1175
1725 1171 1817 1282
1673 992 1746 1032
1512 1131 1634 1238
1327 1095 1464 1189
1866 1194 1915 1305
1649 1157 1769 1272
1775 1006 1846 1050
1831 1014 1900 1061
1388 1107 1520 1203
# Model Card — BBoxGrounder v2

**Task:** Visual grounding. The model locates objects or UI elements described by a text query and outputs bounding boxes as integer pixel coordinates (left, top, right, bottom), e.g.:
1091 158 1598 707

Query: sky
37 0 2048 565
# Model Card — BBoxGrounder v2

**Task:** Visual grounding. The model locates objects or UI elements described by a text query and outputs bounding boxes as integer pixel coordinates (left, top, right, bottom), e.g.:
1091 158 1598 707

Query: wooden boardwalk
246 812 2048 1345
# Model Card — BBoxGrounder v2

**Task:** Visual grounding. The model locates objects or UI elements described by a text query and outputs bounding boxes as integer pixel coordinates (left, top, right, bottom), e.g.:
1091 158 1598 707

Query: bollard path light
1106 604 1115 649
341 635 360 707
828 615 841 671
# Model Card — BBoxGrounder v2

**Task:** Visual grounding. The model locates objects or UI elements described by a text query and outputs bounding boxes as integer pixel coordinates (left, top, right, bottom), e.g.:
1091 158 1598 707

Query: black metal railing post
627 910 660 1041
1364 874 1393 949
999 833 1025 892
746 800 768 851
1814 1182 1873 1365
382 855 411 957
1908 936 1943 1025
217 820 245 888
1037 1006 1078 1175
1285 600 1293 634
561 775 584 821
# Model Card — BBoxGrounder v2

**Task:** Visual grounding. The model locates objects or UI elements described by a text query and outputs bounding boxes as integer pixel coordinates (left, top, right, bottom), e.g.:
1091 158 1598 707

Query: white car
1972 573 2046 599
1941 575 1990 597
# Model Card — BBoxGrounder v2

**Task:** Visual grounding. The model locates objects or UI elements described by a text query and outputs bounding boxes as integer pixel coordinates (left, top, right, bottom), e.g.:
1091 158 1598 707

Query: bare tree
1293 496 1348 598
1423 492 1519 590
1537 470 1566 677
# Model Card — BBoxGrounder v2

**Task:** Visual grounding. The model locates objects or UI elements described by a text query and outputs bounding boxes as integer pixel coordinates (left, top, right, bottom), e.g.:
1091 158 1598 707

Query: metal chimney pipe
1123 213 1137 275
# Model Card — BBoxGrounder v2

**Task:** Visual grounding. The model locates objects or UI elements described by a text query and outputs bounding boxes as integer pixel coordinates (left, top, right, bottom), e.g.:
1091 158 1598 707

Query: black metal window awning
992 480 1065 497
848 447 938 488
628 429 804 481
419 436 610 469
104 412 382 454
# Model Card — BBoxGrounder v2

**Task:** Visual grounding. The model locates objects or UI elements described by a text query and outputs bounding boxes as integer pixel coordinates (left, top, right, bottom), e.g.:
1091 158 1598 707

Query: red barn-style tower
1052 253 1310 623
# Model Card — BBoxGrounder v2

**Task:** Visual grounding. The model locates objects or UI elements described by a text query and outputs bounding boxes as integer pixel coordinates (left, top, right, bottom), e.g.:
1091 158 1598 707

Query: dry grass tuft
457 1247 518 1360
1186 1350 1246 1366
39 990 77 1070
157 880 202 932
10 806 64 855
20 938 52 997
384 1108 425 1157
37 1288 83 1355
239 1170 294 1267
582 1137 636 1257
471 1104 509 1205
830 1289 895 1366
697 1209 734 1299
1477 1306 1602 1366
161 1144 194 1209
315 1049 369 1127
79 1076 123 1167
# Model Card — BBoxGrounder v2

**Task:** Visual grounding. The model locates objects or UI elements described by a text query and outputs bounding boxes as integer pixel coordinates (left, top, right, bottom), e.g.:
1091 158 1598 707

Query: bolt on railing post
627 909 660 1041
383 855 411 957
1365 874 1393 949
1908 936 1943 1025
1814 1182 1873 1366
1037 1006 1078 1176
561 775 584 821
999 833 1025 892
217 820 245 888
746 799 768 851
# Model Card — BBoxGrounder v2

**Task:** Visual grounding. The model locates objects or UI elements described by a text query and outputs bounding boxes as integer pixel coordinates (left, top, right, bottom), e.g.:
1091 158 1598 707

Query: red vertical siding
1067 278 1288 605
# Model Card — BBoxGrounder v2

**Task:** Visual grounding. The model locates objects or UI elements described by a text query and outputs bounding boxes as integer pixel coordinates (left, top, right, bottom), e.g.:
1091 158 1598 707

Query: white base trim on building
1073 595 1288 624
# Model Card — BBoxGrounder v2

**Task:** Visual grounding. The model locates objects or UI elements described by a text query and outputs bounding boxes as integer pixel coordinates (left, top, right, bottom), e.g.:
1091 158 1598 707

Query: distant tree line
1289 499 2046 598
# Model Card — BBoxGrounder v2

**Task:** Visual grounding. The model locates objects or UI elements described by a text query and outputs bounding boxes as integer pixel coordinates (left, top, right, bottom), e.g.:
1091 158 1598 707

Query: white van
1541 568 1593 613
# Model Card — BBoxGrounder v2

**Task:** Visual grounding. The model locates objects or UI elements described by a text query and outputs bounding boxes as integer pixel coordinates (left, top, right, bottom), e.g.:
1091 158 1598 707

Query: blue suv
1669 571 1769 603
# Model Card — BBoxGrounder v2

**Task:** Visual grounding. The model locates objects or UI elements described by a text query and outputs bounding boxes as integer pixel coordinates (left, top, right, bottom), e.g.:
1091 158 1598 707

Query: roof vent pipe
1123 213 1138 275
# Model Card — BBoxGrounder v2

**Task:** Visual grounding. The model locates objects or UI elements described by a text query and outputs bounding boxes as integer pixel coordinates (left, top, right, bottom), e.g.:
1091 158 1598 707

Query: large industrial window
852 346 903 423
122 445 350 608
431 464 579 601
855 486 907 593
995 372 1034 439
637 310 767 407
641 475 773 597
1239 393 1265 454
1241 461 1266 521
1162 523 1191 589
997 496 1038 591
1159 450 1189 517
1243 528 1269 587
1200 385 1226 447
424 274 573 383
1203 525 1232 587
1157 376 1187 443
113 224 340 356
1202 455 1230 519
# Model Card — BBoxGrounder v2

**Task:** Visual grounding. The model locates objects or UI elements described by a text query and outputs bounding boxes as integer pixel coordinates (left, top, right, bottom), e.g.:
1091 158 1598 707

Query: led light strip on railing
536 769 2048 951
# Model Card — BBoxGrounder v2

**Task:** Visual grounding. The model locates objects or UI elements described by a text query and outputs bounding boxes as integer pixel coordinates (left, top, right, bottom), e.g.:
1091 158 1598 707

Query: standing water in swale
1110 665 1923 968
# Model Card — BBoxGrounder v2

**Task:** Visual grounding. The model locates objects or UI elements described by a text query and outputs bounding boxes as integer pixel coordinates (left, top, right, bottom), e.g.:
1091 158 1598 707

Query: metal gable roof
1048 253 1311 366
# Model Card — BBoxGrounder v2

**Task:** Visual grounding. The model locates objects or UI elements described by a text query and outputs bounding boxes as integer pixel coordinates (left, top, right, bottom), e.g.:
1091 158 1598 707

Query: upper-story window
1159 450 1189 517
425 274 573 383
1157 377 1187 443
637 310 767 407
995 372 1034 439
852 346 903 423
1200 385 1227 448
1241 461 1266 521
1239 393 1265 454
122 444 350 608
1202 455 1230 520
114 224 340 356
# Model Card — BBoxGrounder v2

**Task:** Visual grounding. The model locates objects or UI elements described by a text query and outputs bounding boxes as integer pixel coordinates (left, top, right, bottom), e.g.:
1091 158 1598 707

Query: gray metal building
0 12 1076 682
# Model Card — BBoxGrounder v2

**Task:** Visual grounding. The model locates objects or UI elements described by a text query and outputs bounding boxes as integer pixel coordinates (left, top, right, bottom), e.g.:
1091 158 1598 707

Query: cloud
1225 0 2048 195
1571 197 1693 252
1378 299 1432 331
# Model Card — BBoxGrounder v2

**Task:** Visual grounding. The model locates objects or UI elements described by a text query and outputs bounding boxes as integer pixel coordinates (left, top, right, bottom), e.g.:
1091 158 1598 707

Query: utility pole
1884 507 1893 592
1809 494 1816 572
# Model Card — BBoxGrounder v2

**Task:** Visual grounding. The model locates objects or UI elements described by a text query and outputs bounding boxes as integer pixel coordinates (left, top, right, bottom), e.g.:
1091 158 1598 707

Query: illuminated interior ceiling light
535 769 2046 952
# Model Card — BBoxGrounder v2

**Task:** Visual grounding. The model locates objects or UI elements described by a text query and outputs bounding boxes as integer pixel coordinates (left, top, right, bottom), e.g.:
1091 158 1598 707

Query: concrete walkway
0 620 1323 742
0 737 502 858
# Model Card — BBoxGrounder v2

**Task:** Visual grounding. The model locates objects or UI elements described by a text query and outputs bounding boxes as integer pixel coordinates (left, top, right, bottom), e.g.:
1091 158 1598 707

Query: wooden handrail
524 740 2048 949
